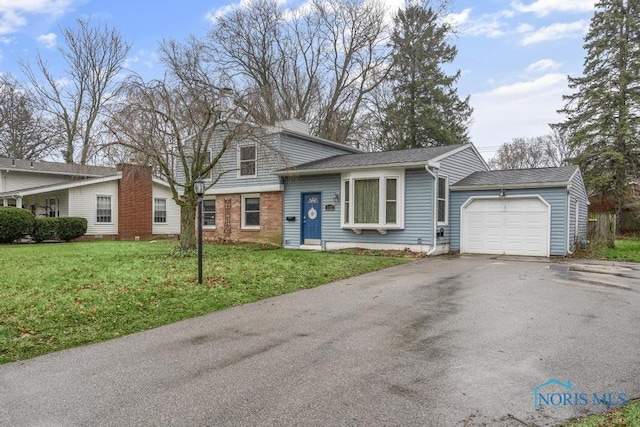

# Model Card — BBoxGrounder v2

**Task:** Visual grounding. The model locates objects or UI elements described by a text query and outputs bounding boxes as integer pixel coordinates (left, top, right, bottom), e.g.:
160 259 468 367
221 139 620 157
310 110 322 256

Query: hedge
34 217 61 242
0 207 35 243
57 217 88 241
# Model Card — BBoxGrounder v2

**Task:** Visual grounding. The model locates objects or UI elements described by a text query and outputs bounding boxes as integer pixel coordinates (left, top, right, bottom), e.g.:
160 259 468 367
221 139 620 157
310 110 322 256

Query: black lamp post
194 177 205 284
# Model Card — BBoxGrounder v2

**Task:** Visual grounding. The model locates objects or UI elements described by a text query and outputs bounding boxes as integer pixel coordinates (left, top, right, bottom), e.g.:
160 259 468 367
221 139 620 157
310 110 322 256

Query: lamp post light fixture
194 177 205 284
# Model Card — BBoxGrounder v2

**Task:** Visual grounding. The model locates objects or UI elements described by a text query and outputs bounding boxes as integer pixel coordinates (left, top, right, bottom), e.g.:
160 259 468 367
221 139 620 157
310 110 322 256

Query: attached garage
448 166 589 257
461 196 550 256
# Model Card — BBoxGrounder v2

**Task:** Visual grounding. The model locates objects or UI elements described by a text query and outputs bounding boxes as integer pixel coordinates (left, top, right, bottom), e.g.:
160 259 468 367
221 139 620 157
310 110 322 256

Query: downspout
425 162 439 256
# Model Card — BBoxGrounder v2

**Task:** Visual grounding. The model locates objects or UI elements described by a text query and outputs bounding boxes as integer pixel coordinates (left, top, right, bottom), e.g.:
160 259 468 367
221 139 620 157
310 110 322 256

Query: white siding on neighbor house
153 183 181 235
68 181 119 235
282 168 435 248
22 191 69 217
2 171 75 192
450 187 569 256
438 146 489 184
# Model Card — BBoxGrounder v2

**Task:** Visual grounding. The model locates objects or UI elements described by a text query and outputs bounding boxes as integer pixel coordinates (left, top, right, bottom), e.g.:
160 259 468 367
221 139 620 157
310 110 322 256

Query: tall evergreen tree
382 0 472 150
556 0 640 230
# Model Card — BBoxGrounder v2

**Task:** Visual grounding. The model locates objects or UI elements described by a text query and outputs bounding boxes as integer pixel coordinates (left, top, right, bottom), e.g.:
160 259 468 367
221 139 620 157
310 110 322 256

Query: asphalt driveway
1 256 639 426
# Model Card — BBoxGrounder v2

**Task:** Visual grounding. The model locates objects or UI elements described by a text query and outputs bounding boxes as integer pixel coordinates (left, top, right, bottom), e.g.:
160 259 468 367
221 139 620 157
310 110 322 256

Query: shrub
34 217 61 242
57 217 87 241
0 207 35 243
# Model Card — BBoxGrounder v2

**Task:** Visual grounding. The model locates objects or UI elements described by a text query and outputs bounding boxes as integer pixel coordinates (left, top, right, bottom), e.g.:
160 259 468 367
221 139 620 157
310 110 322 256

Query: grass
0 240 410 364
559 398 640 427
593 237 640 263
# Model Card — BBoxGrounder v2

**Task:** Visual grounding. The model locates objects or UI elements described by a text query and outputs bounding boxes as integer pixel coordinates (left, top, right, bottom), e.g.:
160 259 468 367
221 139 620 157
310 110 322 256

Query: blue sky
0 0 596 159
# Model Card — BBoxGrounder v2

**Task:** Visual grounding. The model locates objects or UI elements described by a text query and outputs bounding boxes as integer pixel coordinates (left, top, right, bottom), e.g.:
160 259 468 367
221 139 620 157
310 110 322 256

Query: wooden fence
588 212 616 247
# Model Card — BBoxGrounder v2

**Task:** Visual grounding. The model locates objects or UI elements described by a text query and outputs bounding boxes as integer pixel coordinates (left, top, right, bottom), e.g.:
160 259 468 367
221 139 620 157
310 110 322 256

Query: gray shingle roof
452 165 578 188
276 144 466 174
0 157 116 176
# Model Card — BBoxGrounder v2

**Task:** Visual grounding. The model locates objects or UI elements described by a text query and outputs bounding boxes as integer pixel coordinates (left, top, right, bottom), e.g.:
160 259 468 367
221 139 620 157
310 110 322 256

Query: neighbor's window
242 195 260 229
238 143 257 177
342 171 403 229
437 176 448 224
46 197 59 217
96 196 112 223
203 198 216 227
154 198 167 223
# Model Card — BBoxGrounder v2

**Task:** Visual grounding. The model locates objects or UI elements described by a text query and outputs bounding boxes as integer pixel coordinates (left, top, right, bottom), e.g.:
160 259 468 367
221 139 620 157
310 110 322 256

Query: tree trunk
179 194 197 251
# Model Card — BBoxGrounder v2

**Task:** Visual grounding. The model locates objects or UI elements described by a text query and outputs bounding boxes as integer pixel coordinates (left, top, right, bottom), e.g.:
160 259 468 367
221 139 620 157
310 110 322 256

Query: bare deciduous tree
106 37 268 250
208 0 392 145
489 131 575 170
20 18 130 164
0 74 57 160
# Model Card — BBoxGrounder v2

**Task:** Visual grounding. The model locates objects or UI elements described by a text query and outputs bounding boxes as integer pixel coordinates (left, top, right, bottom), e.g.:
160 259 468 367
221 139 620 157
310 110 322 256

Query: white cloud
469 73 568 155
512 0 596 17
521 20 589 45
446 8 472 27
526 59 561 73
0 0 78 35
36 32 56 48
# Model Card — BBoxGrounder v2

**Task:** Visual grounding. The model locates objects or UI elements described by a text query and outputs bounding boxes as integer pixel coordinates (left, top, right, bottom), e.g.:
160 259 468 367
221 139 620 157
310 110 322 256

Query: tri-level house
196 119 588 257
0 159 180 239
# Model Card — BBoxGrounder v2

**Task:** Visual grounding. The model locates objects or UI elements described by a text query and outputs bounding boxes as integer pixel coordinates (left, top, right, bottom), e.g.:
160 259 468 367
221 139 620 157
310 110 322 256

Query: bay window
342 170 404 231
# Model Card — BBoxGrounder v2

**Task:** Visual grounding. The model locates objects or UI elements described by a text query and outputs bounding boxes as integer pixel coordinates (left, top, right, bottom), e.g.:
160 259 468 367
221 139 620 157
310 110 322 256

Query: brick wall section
202 191 283 246
117 164 153 239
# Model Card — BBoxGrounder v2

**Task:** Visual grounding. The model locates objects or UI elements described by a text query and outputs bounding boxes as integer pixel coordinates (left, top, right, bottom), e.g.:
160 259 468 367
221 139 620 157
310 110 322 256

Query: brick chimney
117 163 153 239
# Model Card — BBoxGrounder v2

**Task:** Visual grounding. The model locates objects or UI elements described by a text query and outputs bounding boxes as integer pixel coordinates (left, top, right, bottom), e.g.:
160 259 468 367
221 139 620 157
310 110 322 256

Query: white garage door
462 197 550 256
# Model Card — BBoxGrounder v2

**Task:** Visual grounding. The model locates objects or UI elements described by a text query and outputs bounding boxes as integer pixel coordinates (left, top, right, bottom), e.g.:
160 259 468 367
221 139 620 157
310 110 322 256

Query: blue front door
302 193 322 245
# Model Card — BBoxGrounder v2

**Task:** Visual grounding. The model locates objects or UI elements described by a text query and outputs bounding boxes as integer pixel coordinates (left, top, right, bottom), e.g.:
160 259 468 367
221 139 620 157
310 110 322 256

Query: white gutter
425 162 439 256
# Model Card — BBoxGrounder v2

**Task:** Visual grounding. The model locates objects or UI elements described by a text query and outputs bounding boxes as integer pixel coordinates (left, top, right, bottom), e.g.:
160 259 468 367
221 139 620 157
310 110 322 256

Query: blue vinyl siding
449 187 569 256
282 168 435 248
438 146 489 184
568 169 589 248
279 134 358 166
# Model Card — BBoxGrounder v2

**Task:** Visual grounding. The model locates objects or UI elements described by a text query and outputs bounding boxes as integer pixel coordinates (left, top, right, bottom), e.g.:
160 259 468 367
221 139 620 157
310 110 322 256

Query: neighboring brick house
183 120 361 246
0 159 180 240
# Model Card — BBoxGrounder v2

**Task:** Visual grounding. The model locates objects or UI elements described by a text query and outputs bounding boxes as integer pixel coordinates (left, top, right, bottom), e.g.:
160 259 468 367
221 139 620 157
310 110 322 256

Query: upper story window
341 170 404 230
238 143 257 178
96 195 112 223
437 175 448 225
154 198 167 223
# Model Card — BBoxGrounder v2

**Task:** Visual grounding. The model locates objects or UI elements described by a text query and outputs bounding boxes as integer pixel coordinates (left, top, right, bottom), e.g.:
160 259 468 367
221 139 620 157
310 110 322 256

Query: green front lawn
560 398 640 427
595 238 640 263
0 241 410 364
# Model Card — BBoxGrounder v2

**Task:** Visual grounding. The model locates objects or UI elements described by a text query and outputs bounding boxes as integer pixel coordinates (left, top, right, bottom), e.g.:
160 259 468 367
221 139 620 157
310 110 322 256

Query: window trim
241 194 260 230
436 174 448 226
46 197 60 218
203 197 216 229
95 194 113 224
153 197 167 224
237 142 258 179
341 169 405 231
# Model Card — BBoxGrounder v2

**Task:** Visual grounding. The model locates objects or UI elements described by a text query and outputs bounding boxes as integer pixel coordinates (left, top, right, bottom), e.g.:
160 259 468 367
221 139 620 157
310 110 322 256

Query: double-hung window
437 175 448 225
341 170 404 231
96 196 112 223
242 195 260 229
203 198 216 228
46 197 59 217
238 143 257 178
154 198 167 223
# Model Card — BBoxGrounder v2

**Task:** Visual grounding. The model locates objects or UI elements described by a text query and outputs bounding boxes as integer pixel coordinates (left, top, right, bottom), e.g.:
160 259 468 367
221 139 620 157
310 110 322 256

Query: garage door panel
462 197 549 257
